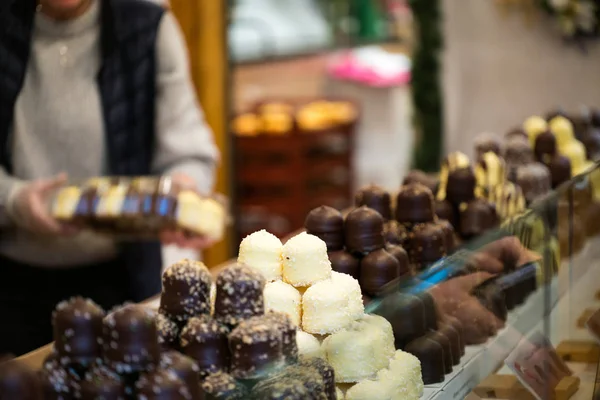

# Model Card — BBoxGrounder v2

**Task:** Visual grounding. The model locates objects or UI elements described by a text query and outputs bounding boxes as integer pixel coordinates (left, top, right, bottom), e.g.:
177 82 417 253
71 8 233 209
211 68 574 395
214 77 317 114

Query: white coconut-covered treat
296 330 323 359
264 280 302 326
330 272 364 320
282 232 331 287
322 317 395 383
302 276 363 335
237 229 283 281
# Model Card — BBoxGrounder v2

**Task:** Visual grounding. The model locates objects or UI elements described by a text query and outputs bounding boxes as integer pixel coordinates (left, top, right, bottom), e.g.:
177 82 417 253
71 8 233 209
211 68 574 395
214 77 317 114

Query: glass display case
360 162 600 399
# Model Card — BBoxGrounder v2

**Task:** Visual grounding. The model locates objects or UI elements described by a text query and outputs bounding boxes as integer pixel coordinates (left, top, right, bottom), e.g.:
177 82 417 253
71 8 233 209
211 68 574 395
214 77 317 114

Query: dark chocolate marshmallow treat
180 315 230 378
344 206 385 254
305 206 345 251
426 331 453 374
277 365 327 400
383 220 409 247
159 351 203 400
250 377 309 400
78 364 127 400
405 336 446 385
135 370 192 400
102 305 160 374
395 183 436 225
355 185 392 221
159 259 212 324
446 167 477 205
437 324 462 366
534 130 557 163
213 263 265 328
52 297 105 367
262 312 299 364
408 223 447 271
156 313 181 352
328 250 360 279
359 249 401 296
201 372 248 400
39 356 80 400
298 356 336 400
384 244 411 277
228 315 285 379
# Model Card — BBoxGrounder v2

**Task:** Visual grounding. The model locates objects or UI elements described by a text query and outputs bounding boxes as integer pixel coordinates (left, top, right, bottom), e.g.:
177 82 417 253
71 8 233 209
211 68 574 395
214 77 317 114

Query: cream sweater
0 1 219 267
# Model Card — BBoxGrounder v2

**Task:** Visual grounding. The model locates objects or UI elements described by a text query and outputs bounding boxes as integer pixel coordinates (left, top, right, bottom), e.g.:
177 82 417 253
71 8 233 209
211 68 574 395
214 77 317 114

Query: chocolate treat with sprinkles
262 312 298 364
40 356 80 400
156 313 181 351
214 264 265 328
102 305 160 374
383 220 408 247
160 259 212 324
277 365 326 400
298 356 335 400
228 315 285 379
344 206 385 254
250 377 309 400
435 199 456 228
180 316 230 378
135 369 192 400
78 364 127 400
202 372 247 400
52 297 105 367
408 223 447 271
159 352 203 400
0 360 43 400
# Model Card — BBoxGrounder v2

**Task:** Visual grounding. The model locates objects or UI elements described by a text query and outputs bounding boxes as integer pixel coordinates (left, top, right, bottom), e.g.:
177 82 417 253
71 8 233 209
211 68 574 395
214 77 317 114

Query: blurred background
173 0 600 266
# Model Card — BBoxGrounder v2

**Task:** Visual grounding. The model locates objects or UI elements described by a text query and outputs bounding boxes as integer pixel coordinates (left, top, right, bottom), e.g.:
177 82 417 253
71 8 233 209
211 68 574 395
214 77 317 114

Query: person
0 0 220 356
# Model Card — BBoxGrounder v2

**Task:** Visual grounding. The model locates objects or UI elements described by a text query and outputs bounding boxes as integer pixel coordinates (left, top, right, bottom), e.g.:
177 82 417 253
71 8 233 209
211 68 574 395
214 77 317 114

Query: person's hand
430 272 504 344
160 172 216 250
12 173 78 236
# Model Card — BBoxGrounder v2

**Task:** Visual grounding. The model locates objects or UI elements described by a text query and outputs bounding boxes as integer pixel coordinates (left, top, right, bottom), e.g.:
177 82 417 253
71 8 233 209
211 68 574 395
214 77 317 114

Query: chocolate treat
585 202 600 237
159 259 212 324
384 244 410 277
435 199 456 227
40 357 79 399
504 137 534 167
370 293 426 349
438 324 462 366
403 170 439 193
395 183 436 225
78 364 127 400
159 352 203 400
250 377 309 400
304 206 345 251
383 220 408 247
202 372 247 400
328 250 360 279
156 313 180 351
214 263 265 328
505 127 528 141
52 297 105 367
355 185 392 221
426 331 453 374
135 370 191 400
278 365 326 400
298 356 336 400
446 167 477 205
459 199 498 240
228 315 285 379
263 312 298 364
408 223 447 271
344 206 385 254
474 132 501 159
180 315 230 378
102 305 160 373
444 316 465 356
359 249 401 296
496 265 537 310
436 219 456 253
416 292 439 331
405 337 445 384
534 130 557 164
472 278 507 321
548 155 572 189
582 128 600 160
516 163 552 204
0 360 43 400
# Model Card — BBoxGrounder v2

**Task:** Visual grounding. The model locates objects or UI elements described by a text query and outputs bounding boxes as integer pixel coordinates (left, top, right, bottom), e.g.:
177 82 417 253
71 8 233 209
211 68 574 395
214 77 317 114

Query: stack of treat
239 229 425 398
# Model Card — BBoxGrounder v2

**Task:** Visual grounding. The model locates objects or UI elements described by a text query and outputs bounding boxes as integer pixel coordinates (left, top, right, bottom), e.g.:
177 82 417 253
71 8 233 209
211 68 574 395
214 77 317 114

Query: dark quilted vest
0 0 166 301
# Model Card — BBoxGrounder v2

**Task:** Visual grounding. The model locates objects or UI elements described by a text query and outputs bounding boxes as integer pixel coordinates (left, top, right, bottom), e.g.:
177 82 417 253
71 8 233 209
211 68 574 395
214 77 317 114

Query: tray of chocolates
50 176 228 240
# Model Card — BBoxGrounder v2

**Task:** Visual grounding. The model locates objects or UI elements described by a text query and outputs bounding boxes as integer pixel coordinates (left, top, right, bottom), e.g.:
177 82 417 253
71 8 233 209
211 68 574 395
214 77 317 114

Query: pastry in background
516 162 552 205
436 152 471 203
408 223 447 271
459 199 499 240
474 132 501 160
534 130 557 165
486 182 526 221
503 137 534 181
403 170 439 194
